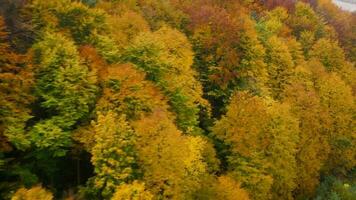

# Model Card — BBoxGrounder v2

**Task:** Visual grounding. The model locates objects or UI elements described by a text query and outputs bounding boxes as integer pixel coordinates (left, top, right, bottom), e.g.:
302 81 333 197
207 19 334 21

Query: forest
0 0 355 199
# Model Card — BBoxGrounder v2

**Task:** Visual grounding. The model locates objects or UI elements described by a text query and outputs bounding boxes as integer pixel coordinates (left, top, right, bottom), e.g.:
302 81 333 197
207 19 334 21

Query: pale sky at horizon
333 0 356 12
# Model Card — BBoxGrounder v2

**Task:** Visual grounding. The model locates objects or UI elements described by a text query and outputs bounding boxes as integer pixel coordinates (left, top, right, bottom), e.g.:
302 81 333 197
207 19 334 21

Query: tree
213 176 250 200
90 111 138 198
30 0 108 43
186 4 268 115
123 26 207 134
132 110 208 199
316 0 356 62
31 31 98 156
11 185 53 200
111 181 153 200
264 36 295 99
137 0 187 30
96 63 170 120
213 91 300 199
310 66 355 174
315 176 356 200
213 92 272 200
107 11 149 49
283 62 331 198
57 1 108 44
256 7 290 41
265 103 299 200
288 2 325 39
309 38 356 88
0 16 34 150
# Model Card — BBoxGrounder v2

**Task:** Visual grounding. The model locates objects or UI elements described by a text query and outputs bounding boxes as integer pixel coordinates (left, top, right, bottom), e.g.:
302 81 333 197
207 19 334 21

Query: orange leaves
79 45 108 81
97 63 170 120
0 17 34 150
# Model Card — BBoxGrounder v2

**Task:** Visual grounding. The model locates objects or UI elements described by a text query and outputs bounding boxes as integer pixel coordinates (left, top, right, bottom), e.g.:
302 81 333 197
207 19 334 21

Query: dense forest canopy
0 0 355 199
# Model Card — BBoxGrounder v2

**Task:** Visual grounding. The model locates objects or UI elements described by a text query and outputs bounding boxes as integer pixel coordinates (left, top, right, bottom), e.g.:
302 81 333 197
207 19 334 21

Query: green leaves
32 31 98 155
123 27 206 134
1 1 355 199
34 32 98 124
30 119 71 157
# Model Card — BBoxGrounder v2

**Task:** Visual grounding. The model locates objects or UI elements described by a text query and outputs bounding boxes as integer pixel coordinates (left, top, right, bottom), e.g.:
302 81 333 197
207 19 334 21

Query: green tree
123 26 207 134
31 31 98 156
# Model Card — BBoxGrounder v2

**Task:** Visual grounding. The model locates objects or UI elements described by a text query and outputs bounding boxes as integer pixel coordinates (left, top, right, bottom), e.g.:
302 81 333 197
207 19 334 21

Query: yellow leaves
108 11 150 48
289 2 323 37
144 26 207 108
282 59 354 196
265 103 299 200
112 181 153 200
214 176 250 200
213 91 269 157
131 110 208 199
11 185 53 200
265 35 294 99
184 136 207 176
91 111 137 197
214 91 301 199
310 38 346 71
312 69 355 172
268 7 289 22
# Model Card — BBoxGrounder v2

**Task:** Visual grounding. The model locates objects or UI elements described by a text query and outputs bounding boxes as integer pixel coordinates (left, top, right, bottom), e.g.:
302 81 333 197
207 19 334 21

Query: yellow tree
309 38 356 89
90 112 138 198
107 11 149 50
316 0 356 61
283 61 331 198
11 185 53 200
213 92 272 200
264 36 295 99
111 181 153 200
309 65 355 174
265 103 299 200
288 2 325 39
82 62 212 199
213 91 299 200
132 110 208 199
213 176 250 200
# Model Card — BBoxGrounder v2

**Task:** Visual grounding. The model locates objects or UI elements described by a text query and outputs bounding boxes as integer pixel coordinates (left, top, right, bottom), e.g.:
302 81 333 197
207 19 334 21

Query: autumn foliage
0 0 355 200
